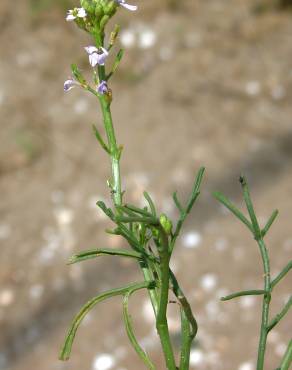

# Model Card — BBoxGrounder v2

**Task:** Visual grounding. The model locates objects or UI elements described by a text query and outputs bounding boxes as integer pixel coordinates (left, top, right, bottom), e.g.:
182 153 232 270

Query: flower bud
80 0 96 13
159 214 173 235
104 1 118 17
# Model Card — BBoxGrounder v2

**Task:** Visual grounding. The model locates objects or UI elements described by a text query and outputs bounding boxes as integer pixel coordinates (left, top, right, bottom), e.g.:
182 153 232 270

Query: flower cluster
63 0 137 95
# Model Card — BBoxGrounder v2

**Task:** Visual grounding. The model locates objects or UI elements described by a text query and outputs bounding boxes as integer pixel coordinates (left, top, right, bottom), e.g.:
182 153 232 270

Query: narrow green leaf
59 281 151 361
92 125 110 154
239 176 261 239
68 248 142 264
280 340 292 370
186 167 205 213
261 209 279 238
143 192 157 217
115 215 159 225
96 201 115 221
71 63 86 84
172 192 184 214
125 204 153 217
107 49 124 80
123 291 156 370
271 260 292 289
221 289 266 301
213 191 254 233
267 295 292 332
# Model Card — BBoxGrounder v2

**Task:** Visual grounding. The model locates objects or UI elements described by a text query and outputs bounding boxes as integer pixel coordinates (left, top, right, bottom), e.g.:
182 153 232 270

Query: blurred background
0 0 292 369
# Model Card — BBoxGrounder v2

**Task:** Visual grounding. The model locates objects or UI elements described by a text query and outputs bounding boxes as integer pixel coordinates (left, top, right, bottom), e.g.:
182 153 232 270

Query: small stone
190 349 204 365
239 295 256 309
245 81 261 96
0 224 11 240
182 231 202 249
238 361 254 370
200 274 218 292
0 289 15 307
92 354 115 370
55 208 74 225
138 29 157 49
120 29 136 48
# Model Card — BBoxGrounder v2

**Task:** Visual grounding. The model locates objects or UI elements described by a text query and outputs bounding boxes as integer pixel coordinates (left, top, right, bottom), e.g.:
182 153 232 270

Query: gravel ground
0 1 291 369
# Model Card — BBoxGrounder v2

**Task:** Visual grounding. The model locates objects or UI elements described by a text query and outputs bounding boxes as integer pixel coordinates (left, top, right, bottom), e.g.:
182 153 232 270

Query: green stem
170 270 197 370
256 239 271 370
156 228 177 370
99 95 122 207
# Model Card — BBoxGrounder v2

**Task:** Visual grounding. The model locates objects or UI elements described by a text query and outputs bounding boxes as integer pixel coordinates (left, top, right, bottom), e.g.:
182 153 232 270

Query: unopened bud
159 214 173 235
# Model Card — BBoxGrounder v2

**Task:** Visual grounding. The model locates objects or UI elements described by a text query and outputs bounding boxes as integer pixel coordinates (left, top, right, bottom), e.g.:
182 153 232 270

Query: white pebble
190 349 204 365
92 354 115 370
0 289 15 307
120 29 136 48
138 29 157 49
275 343 287 357
245 81 261 96
239 295 256 309
0 224 11 240
238 361 254 370
55 208 74 225
182 231 202 249
200 274 218 292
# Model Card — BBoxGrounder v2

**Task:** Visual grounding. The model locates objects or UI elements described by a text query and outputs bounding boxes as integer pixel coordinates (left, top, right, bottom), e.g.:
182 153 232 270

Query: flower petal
64 79 76 92
120 3 137 11
66 11 76 21
85 46 98 55
77 7 87 18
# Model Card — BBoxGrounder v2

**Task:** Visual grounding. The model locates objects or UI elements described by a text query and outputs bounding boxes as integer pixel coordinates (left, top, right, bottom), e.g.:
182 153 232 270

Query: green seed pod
159 214 173 235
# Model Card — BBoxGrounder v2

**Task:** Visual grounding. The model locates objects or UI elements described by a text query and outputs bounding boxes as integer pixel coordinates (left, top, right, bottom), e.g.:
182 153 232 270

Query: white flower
66 7 87 21
115 0 138 11
84 46 109 67
64 78 80 92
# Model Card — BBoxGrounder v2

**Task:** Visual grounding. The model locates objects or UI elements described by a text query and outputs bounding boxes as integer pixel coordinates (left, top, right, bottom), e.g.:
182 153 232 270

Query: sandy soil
0 1 291 369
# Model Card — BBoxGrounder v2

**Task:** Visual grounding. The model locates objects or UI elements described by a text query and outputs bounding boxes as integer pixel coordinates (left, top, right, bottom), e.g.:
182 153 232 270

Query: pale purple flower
97 81 109 95
66 7 87 21
115 0 137 11
85 46 109 67
64 78 79 92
